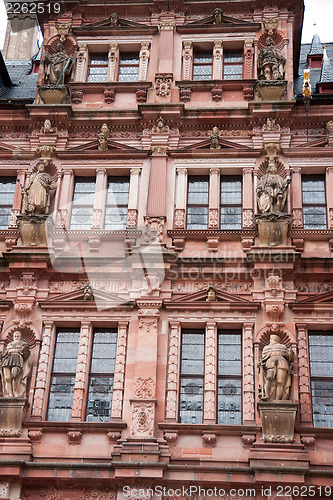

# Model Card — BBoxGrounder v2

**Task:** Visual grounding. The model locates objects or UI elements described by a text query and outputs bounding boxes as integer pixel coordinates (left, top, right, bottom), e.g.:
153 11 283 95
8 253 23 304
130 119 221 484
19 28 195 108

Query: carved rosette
179 87 191 102
208 208 219 229
131 402 155 436
296 324 312 423
144 215 165 242
243 209 254 228
134 377 155 399
182 41 193 80
155 73 173 97
292 208 303 228
165 322 181 420
126 208 138 228
243 323 255 422
204 322 216 421
111 322 128 419
174 209 185 229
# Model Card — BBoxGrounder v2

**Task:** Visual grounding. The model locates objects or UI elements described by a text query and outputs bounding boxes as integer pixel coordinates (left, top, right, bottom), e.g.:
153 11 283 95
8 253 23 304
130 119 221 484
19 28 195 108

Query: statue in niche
42 40 73 85
206 283 217 301
23 160 57 215
258 36 286 81
259 334 294 401
256 158 292 214
110 13 119 27
210 126 221 149
0 330 31 398
213 8 223 24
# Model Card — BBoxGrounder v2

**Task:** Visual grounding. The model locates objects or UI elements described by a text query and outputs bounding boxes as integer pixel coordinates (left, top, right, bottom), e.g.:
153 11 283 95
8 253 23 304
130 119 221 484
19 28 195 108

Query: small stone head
213 8 223 24
97 133 108 150
36 160 46 173
267 158 278 173
13 330 22 342
100 123 110 138
110 13 119 26
83 284 94 301
206 283 217 301
266 36 275 47
269 334 281 344
43 119 52 133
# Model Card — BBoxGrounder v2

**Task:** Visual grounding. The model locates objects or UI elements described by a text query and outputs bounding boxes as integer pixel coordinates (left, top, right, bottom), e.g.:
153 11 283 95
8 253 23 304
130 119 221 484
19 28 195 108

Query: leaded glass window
0 177 16 229
223 51 243 80
88 54 108 82
179 331 205 423
220 176 242 229
302 175 327 229
193 52 212 80
309 333 333 427
104 177 129 230
86 329 118 422
70 177 96 229
217 331 242 425
118 53 139 82
47 329 80 421
187 176 209 229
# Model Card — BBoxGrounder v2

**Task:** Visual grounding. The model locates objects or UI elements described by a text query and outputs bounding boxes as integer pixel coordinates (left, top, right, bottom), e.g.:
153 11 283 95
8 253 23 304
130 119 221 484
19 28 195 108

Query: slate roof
320 48 333 83
0 53 38 102
294 41 333 96
309 33 323 55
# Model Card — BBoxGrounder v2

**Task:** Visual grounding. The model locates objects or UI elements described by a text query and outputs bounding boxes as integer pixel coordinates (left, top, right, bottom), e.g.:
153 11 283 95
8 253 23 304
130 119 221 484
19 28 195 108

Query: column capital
243 322 254 329
130 167 142 175
326 167 333 174
81 321 92 329
210 167 220 175
176 167 187 175
206 321 217 329
96 167 107 175
243 167 253 174
169 321 181 329
213 40 223 49
43 320 54 328
118 321 129 329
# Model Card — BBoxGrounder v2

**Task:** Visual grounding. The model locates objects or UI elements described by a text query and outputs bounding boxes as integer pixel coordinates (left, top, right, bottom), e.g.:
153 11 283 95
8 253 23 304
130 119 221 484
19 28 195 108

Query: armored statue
259 334 294 401
258 36 286 81
23 160 57 215
42 40 73 85
0 331 31 398
256 158 291 214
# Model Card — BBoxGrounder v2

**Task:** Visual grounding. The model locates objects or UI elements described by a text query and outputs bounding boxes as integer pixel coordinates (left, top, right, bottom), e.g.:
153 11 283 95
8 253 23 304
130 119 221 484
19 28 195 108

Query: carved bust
210 127 220 149
83 284 94 301
97 132 108 151
110 13 119 27
213 8 223 24
206 283 217 301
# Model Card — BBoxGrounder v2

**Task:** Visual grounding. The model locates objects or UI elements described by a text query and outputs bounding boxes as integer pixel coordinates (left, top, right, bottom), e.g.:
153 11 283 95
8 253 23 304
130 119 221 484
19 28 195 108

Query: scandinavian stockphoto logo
46 189 165 310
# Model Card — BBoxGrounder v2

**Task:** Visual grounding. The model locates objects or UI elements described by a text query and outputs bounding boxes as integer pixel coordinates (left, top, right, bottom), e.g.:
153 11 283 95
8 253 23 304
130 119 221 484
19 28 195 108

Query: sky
0 0 332 52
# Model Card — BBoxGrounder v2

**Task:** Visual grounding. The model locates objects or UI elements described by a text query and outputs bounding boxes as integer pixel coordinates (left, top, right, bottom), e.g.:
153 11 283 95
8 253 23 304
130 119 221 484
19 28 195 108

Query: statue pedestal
0 397 27 437
255 80 287 101
255 213 292 246
258 401 298 444
38 84 70 104
16 214 52 247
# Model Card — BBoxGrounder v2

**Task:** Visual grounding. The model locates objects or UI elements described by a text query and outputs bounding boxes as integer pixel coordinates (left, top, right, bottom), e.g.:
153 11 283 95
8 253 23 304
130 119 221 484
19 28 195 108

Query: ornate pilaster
290 167 303 228
174 167 188 229
139 42 150 81
165 321 181 420
75 43 88 82
243 323 255 422
292 208 303 228
71 322 91 420
212 40 223 80
204 322 216 422
31 321 54 419
92 168 107 229
296 323 313 424
111 321 128 419
182 41 193 80
209 167 220 229
108 43 119 82
127 167 142 228
242 167 254 228
243 39 254 79
57 169 74 229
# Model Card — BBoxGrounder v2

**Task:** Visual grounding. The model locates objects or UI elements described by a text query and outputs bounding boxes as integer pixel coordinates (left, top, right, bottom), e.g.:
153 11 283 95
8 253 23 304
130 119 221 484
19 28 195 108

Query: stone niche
258 401 298 443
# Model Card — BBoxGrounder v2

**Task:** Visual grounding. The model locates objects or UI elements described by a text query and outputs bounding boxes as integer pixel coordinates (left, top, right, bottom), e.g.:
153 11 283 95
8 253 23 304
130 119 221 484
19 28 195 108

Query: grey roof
320 49 333 83
294 41 333 96
309 33 323 55
0 57 37 101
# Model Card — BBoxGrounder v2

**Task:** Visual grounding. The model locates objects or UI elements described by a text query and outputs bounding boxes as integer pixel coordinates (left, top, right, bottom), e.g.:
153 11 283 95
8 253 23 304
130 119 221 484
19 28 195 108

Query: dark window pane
119 53 139 82
193 52 212 80
86 377 113 422
311 379 333 428
220 177 242 229
47 329 80 421
309 335 333 377
105 177 129 230
0 177 16 229
181 332 205 374
217 379 242 424
179 377 204 423
70 177 95 229
223 51 243 80
309 333 333 428
187 176 209 229
88 54 108 82
218 333 241 375
224 51 243 63
302 175 327 229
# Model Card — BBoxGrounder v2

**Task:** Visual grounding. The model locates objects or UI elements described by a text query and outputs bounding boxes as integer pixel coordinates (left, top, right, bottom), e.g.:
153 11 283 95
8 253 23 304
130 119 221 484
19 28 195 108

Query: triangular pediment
165 289 260 310
39 286 134 310
174 138 253 153
291 289 333 310
74 16 157 34
65 139 146 154
178 13 259 33
294 137 327 148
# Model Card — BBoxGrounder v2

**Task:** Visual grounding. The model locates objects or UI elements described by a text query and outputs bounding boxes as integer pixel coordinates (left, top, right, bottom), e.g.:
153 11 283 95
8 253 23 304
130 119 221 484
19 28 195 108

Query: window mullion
108 43 119 82
204 322 217 423
71 321 92 421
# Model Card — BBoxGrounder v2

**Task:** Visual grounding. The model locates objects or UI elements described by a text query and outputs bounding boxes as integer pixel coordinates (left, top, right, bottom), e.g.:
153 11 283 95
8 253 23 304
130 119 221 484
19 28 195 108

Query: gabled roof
177 13 259 34
0 55 38 102
294 41 333 95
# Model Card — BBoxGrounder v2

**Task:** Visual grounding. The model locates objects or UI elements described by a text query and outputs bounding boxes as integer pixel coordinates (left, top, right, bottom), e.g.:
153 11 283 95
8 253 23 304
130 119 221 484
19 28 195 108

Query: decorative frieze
292 208 303 228
174 208 185 229
208 208 219 229
71 322 91 419
172 280 252 293
31 322 53 418
139 42 150 81
243 209 254 228
111 321 128 419
134 377 155 399
182 41 193 80
155 73 173 97
74 43 88 82
204 322 216 422
165 321 181 420
296 324 313 424
212 40 223 80
108 43 119 82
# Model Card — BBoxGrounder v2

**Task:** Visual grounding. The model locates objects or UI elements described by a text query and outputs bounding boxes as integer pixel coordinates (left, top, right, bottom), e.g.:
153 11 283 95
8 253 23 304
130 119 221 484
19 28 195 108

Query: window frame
0 176 16 229
87 53 109 83
104 176 130 230
186 175 210 230
192 50 213 81
70 176 96 230
302 174 327 230
220 175 242 230
222 50 243 80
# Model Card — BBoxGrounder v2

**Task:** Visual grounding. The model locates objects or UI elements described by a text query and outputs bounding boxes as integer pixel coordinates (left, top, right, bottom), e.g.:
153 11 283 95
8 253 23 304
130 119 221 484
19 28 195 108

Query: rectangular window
309 332 333 428
0 177 16 229
70 177 95 229
193 51 213 80
86 329 118 422
118 53 139 82
87 54 108 82
223 51 243 80
220 176 242 229
179 330 205 424
217 331 242 425
47 329 80 421
187 175 209 229
104 177 129 230
302 175 327 229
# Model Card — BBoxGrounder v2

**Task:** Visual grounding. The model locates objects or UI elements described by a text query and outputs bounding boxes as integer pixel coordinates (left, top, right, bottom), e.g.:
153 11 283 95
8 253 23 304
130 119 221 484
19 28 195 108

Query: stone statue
97 132 108 150
213 8 223 24
42 40 73 85
0 331 31 398
210 127 220 149
206 283 217 301
256 158 291 214
83 284 94 301
259 334 294 401
23 160 57 215
326 120 333 147
43 119 54 134
110 13 119 27
258 36 286 81
302 69 311 98
100 123 110 138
